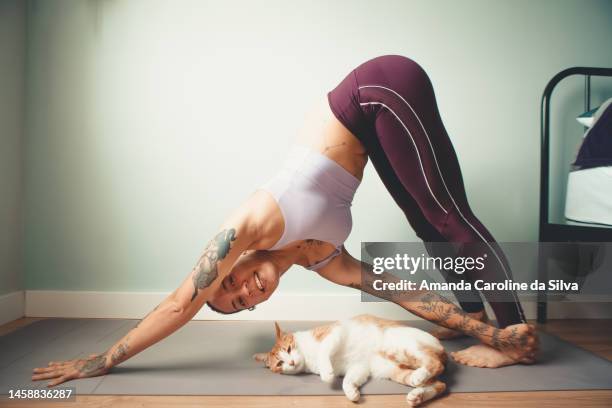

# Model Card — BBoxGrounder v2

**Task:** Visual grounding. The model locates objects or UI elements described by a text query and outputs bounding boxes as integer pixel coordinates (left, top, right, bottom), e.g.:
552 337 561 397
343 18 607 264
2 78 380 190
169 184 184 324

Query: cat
253 314 447 406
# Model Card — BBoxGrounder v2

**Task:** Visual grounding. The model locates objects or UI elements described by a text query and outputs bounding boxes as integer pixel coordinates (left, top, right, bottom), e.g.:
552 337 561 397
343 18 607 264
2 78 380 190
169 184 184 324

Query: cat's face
253 322 305 374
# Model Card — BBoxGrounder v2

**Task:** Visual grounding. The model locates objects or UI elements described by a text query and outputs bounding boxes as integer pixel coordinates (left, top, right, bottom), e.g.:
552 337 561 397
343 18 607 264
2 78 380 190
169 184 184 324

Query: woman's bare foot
450 323 538 368
431 310 488 340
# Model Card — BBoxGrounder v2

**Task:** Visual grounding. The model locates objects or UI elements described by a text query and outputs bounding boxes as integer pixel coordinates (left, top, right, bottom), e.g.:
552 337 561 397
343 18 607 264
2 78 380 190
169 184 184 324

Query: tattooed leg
191 229 236 301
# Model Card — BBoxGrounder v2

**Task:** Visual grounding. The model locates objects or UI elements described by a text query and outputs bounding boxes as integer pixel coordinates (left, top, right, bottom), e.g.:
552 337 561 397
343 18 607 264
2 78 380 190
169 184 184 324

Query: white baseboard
0 291 25 326
25 290 415 321
23 290 612 321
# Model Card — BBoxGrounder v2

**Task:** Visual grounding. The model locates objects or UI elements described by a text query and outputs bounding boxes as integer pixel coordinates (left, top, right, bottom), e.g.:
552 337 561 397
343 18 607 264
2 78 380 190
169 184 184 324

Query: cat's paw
320 368 335 384
406 387 425 407
342 384 360 402
408 367 430 387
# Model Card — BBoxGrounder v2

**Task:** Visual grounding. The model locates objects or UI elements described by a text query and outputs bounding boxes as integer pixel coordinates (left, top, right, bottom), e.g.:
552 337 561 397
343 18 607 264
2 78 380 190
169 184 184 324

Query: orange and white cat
253 314 447 406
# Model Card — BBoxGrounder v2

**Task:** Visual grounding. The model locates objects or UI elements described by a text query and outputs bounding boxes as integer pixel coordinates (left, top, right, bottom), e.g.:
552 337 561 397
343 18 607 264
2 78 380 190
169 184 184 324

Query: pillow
573 97 612 168
576 107 599 127
576 97 612 128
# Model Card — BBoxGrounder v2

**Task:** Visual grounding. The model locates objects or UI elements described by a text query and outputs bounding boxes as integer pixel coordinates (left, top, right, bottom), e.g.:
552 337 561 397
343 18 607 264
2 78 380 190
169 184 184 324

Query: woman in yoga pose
32 55 537 387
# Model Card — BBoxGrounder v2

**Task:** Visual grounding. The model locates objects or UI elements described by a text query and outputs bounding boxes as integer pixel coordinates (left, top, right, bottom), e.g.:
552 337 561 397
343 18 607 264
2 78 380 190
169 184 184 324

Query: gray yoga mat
0 318 611 396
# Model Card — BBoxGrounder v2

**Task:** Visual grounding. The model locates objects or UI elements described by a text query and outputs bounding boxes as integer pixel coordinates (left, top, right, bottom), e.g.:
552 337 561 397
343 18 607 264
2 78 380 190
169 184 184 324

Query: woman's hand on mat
32 353 110 387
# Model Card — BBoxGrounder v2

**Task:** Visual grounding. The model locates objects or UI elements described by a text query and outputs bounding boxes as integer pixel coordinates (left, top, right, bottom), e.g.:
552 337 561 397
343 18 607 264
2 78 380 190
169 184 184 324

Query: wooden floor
1 318 611 408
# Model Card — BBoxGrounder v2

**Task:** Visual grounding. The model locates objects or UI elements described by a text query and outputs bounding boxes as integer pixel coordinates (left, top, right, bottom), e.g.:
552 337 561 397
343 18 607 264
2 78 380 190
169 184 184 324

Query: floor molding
23 290 612 321
0 291 25 326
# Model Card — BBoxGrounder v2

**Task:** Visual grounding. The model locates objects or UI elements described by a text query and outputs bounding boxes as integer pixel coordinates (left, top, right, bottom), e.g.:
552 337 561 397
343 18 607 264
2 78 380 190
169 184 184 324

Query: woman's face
208 250 285 313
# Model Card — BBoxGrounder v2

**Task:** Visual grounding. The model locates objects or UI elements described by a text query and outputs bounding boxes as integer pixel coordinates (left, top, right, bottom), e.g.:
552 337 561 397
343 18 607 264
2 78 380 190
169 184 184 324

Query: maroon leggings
327 55 526 328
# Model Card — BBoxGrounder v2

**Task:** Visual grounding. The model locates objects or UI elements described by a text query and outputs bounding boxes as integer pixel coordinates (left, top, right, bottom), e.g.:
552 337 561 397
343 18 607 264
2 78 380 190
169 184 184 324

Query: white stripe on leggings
358 101 448 215
358 85 525 322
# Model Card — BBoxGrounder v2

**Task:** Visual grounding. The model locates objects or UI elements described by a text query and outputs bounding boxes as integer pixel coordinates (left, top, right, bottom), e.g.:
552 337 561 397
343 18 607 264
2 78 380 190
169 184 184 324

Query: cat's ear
253 352 269 366
274 321 283 340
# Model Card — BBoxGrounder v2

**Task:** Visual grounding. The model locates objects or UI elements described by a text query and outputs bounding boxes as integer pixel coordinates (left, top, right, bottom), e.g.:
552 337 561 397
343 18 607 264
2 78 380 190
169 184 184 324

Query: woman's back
295 96 368 181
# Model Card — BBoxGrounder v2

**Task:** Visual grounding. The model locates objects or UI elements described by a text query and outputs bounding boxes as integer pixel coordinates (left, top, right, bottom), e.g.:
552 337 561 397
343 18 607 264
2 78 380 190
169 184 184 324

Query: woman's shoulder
235 190 285 250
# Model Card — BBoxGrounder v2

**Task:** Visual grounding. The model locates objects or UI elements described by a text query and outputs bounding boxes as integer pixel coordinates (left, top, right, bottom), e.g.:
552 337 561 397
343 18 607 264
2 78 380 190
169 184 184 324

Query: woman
32 55 537 387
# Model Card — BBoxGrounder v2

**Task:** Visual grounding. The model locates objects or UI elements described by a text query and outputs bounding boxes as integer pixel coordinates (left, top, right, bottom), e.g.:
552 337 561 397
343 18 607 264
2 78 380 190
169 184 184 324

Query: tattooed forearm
491 326 525 349
413 291 528 349
416 292 466 325
190 228 236 302
491 328 501 349
78 339 129 375
416 292 489 335
359 261 502 345
135 303 160 329
416 292 454 322
358 262 533 352
79 352 109 375
110 340 130 366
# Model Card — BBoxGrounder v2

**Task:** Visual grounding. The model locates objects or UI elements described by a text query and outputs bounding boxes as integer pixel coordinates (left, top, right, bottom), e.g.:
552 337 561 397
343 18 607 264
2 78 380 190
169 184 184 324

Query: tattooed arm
32 200 261 387
101 209 257 366
316 247 521 350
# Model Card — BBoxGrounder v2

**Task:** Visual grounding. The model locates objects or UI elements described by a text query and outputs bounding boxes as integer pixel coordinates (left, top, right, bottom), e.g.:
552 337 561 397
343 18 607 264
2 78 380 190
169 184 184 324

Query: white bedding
565 166 612 226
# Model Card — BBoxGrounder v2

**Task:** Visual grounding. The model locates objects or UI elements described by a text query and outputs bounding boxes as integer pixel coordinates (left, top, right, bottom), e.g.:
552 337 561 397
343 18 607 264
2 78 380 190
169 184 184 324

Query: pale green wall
0 0 25 296
22 0 612 294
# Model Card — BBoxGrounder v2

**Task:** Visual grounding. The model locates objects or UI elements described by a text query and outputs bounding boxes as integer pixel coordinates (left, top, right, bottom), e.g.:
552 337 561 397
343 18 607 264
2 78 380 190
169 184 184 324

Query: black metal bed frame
537 67 612 323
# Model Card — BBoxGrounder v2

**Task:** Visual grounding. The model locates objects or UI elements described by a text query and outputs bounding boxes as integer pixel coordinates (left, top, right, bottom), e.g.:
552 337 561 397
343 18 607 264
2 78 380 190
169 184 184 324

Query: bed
538 67 612 323
565 97 612 227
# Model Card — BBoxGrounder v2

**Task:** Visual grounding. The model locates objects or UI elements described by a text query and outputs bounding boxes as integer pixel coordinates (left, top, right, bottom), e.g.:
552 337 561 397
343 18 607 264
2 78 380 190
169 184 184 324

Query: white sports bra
260 145 361 270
